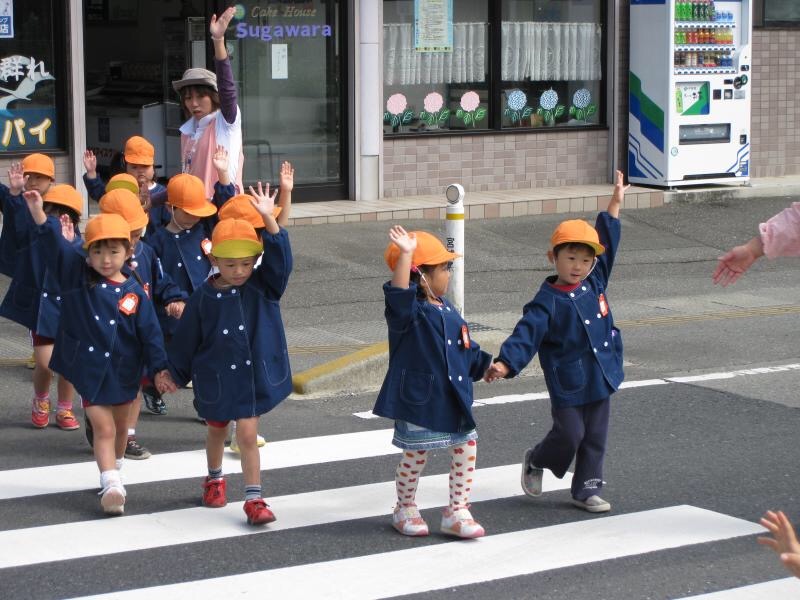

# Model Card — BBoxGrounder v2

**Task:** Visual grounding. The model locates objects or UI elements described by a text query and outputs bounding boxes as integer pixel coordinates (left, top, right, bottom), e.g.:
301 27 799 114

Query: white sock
127 428 135 436
115 458 124 471
100 469 124 493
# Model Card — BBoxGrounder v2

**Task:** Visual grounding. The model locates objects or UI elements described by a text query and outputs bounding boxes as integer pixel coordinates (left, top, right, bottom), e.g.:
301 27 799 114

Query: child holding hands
485 170 629 513
21 191 176 515
375 226 492 539
167 186 293 526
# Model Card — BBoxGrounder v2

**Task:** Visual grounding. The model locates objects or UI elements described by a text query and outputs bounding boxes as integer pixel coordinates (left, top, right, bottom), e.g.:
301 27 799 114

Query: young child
172 6 243 198
142 173 216 415
167 189 293 526
83 137 169 236
375 226 492 539
485 170 629 513
20 194 175 515
95 188 187 458
0 170 82 430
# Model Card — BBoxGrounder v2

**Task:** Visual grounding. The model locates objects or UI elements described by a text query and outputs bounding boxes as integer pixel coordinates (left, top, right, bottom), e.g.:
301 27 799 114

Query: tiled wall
750 28 800 177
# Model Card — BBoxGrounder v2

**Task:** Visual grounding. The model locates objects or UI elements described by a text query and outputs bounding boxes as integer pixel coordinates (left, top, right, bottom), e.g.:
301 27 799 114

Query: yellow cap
211 218 263 258
105 173 139 196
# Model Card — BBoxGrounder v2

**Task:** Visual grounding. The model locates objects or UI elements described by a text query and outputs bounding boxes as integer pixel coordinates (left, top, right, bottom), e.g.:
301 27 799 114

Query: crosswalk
1 422 798 600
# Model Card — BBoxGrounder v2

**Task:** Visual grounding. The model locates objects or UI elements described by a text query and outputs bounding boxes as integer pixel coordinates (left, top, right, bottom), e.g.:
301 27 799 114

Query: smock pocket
11 283 36 310
262 349 290 385
193 371 222 408
399 369 433 406
57 331 80 366
552 359 586 395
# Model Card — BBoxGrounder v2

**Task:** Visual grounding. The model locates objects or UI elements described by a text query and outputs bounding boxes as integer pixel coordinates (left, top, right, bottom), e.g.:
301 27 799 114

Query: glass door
223 0 347 201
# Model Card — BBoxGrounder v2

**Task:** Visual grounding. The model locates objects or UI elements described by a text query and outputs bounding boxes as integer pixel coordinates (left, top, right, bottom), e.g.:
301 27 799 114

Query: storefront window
0 0 66 153
383 0 489 134
501 0 603 129
228 0 346 199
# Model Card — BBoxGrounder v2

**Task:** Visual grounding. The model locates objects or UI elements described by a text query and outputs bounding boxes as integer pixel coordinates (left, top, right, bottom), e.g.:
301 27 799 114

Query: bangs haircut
553 241 597 257
88 238 132 252
180 84 220 114
42 202 80 227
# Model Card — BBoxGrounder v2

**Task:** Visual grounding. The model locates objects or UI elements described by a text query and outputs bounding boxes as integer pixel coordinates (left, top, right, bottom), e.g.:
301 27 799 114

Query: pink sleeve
760 203 800 258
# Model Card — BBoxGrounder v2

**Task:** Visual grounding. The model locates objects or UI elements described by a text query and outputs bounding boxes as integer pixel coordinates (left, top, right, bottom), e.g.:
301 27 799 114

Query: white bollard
445 183 465 316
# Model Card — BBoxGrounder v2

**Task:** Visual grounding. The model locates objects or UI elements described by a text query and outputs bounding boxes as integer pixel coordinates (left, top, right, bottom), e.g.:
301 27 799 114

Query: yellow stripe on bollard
446 213 465 220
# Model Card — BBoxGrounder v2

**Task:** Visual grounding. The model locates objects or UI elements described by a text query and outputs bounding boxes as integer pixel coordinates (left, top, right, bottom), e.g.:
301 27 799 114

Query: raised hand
248 181 278 218
209 6 236 39
8 161 26 195
212 144 229 173
608 170 629 219
758 510 800 578
22 190 46 225
138 181 151 212
279 161 294 193
59 214 75 243
389 225 417 255
83 150 97 177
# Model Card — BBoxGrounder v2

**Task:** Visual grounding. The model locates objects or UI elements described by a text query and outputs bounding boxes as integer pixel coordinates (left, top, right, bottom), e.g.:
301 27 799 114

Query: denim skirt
392 419 478 450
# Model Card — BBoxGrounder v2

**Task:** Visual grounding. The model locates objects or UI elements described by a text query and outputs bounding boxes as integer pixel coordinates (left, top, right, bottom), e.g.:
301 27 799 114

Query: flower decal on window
419 92 450 128
456 91 486 128
536 88 565 125
504 89 533 125
384 93 414 128
569 88 597 123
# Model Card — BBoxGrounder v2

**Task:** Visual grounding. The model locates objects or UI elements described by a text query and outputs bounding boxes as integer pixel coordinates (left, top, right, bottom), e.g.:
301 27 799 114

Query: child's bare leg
206 423 228 472
236 417 261 488
86 405 116 471
86 404 127 514
112 404 130 460
31 343 53 396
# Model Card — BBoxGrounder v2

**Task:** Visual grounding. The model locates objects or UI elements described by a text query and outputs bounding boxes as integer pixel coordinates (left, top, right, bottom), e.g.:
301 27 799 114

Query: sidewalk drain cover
466 322 498 332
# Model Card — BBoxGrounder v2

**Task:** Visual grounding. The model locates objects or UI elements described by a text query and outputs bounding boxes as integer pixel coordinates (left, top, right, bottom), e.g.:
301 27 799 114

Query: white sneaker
100 484 126 516
440 507 485 539
229 433 266 454
571 495 611 513
392 504 429 536
520 448 544 497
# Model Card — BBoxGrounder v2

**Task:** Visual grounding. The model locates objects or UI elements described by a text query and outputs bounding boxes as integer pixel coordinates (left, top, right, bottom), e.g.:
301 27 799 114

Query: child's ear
208 255 218 267
546 250 555 264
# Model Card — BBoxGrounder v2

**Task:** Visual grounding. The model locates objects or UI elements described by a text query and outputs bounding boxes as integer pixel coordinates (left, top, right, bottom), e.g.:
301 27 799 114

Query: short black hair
552 241 596 257
43 202 80 227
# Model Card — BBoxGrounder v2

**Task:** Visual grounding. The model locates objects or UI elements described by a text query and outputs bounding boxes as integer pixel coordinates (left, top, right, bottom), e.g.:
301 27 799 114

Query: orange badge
201 238 213 256
143 282 151 299
118 292 139 316
461 324 471 349
598 293 608 317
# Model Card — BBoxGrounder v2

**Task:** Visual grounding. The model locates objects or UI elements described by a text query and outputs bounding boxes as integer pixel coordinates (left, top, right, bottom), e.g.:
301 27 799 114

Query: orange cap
99 189 149 232
166 174 217 217
21 153 55 179
124 136 155 166
105 173 139 196
83 213 131 249
550 219 605 255
43 184 83 216
211 218 263 258
384 230 460 271
218 194 281 227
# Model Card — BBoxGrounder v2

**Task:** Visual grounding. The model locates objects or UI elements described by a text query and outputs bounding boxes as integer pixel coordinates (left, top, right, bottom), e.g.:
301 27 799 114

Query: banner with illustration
0 54 58 152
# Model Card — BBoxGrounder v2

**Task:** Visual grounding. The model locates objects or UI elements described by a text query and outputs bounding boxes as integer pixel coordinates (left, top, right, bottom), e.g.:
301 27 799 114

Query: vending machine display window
679 123 731 144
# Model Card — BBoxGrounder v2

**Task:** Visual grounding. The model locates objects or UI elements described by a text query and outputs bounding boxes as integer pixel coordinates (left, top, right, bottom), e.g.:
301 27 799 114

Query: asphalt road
0 194 799 598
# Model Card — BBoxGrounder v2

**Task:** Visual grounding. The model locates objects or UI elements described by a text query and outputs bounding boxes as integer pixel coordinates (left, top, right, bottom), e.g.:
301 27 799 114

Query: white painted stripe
0 429 397 500
678 577 800 599
353 363 800 418
0 465 571 569
71 505 763 600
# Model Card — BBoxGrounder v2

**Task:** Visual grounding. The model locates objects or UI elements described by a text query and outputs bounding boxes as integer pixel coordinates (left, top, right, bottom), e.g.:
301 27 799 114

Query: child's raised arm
8 162 25 196
22 190 47 226
276 161 294 227
212 144 231 187
388 225 416 289
607 170 630 219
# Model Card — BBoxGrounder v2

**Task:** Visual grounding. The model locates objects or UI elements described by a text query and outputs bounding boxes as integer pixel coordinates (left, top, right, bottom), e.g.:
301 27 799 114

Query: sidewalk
285 174 800 226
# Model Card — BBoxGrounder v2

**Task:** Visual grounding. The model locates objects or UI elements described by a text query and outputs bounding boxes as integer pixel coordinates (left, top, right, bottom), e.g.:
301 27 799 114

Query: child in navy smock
486 170 629 513
0 169 83 431
167 188 292 526
20 194 176 516
375 226 492 539
96 188 187 459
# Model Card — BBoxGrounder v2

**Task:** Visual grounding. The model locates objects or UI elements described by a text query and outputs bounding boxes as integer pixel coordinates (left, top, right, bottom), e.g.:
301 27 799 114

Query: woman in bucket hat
375 226 493 539
20 192 176 515
172 6 243 198
486 171 630 514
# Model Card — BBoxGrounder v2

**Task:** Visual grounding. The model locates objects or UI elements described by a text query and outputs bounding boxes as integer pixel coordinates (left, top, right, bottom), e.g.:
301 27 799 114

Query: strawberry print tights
395 440 477 510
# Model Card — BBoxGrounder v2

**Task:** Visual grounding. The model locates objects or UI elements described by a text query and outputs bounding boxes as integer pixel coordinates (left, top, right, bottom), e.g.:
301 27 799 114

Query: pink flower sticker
423 92 444 113
386 93 407 116
460 91 480 112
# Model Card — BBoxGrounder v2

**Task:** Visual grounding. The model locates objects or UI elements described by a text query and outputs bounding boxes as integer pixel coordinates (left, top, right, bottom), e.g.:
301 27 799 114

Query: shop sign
0 55 58 151
0 0 13 39
234 2 333 42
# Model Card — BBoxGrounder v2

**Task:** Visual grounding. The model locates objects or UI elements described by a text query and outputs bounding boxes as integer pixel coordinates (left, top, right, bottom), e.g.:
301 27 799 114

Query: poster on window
0 1 13 39
414 0 452 53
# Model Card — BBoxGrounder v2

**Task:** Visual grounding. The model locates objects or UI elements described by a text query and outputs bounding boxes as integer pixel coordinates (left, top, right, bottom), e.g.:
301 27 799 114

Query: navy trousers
530 397 610 501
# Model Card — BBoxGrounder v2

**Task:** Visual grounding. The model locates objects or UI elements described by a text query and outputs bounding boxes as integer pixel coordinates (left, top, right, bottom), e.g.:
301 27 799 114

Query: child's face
212 255 257 287
126 162 154 184
171 206 201 230
88 240 131 281
424 262 453 298
183 89 214 120
24 173 53 194
549 245 596 286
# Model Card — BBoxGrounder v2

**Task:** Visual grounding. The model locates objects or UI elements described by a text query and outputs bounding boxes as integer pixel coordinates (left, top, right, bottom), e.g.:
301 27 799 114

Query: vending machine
629 0 752 187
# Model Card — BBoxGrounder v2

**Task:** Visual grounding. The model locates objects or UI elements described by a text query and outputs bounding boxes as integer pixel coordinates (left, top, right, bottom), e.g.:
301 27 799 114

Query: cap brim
418 249 461 266
124 154 154 166
211 239 264 258
172 78 218 93
182 204 218 218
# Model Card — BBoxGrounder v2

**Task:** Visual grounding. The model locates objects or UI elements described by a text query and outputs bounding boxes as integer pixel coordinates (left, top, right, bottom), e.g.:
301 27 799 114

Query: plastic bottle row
674 50 734 68
674 28 735 45
675 0 734 22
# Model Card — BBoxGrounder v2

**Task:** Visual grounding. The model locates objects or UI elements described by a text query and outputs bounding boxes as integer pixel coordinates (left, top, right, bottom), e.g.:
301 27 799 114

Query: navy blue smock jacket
373 284 492 434
497 212 624 408
125 240 187 309
33 224 169 404
0 201 82 337
0 183 22 276
167 228 293 421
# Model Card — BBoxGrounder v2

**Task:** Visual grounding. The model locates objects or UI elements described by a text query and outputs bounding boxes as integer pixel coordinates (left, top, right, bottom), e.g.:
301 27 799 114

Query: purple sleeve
215 57 238 125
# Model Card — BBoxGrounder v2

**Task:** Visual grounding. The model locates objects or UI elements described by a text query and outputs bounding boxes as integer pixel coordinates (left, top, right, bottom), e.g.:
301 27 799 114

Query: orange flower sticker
118 293 139 316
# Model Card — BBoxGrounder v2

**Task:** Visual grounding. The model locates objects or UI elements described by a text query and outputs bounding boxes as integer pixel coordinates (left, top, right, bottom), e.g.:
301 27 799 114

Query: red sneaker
243 498 276 525
31 398 50 428
202 477 227 508
56 409 80 431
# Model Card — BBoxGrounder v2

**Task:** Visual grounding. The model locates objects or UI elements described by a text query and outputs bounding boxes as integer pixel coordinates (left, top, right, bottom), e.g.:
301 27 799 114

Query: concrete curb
663 180 800 204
